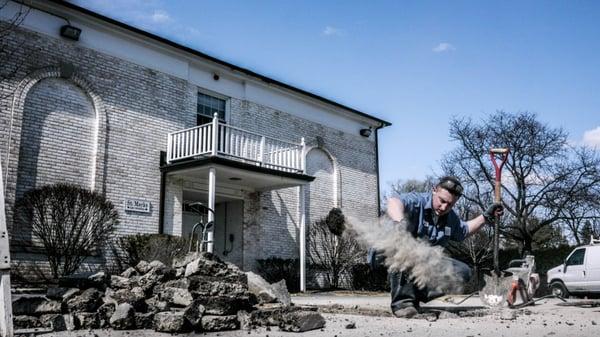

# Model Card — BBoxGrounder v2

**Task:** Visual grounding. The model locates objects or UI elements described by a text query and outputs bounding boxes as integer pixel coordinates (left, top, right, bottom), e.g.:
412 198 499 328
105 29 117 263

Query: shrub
350 263 389 291
13 184 119 279
256 257 300 292
112 234 188 270
308 208 364 289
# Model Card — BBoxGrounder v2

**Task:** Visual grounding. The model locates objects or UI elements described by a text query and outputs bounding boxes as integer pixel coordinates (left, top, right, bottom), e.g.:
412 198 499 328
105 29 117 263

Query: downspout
375 123 384 216
158 151 166 234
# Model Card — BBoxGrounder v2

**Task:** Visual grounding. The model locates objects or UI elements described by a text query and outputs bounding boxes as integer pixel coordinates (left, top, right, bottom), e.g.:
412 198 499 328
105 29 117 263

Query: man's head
432 176 463 216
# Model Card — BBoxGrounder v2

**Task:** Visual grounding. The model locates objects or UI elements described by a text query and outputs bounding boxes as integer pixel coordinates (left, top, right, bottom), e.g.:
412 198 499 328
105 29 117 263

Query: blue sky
72 0 600 193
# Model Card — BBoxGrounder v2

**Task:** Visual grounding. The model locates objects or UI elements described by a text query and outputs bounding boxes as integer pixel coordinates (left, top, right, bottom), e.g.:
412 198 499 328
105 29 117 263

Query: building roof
47 0 391 128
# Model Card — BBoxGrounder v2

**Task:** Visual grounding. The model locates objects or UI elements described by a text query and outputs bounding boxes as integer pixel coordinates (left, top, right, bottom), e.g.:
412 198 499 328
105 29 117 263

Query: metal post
0 159 13 337
207 167 216 253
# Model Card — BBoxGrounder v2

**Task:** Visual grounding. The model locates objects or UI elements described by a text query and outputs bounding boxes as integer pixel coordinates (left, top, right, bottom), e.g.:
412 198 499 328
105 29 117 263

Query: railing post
211 113 219 156
258 136 265 164
300 137 306 173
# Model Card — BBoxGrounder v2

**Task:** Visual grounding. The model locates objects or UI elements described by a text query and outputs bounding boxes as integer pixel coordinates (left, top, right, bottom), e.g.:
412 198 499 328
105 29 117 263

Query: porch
160 114 313 291
166 114 305 174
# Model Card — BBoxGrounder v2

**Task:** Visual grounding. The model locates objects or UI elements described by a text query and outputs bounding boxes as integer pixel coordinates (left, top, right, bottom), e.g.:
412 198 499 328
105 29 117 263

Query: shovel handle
490 148 509 277
490 148 509 202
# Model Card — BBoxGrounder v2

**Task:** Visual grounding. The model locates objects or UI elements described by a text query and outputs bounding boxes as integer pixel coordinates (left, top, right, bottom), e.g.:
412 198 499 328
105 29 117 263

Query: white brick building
0 0 390 289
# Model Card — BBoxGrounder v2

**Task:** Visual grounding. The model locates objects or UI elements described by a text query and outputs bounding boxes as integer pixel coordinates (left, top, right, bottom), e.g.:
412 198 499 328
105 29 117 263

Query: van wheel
550 281 569 298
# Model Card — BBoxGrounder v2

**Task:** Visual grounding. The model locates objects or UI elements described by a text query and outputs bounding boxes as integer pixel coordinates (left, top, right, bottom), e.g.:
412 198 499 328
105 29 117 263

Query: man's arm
466 203 504 236
386 197 405 222
466 215 487 236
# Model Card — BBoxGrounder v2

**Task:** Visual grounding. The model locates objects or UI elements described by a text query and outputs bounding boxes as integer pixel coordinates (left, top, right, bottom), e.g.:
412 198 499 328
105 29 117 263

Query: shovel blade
480 274 513 307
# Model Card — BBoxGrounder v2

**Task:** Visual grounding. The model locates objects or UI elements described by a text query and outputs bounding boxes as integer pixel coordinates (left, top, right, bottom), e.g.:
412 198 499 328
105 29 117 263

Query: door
584 247 600 292
562 248 587 292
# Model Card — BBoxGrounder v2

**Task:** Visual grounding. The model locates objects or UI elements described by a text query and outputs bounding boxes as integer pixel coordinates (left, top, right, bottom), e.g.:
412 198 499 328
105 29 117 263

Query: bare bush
308 208 363 289
111 233 188 270
14 183 119 279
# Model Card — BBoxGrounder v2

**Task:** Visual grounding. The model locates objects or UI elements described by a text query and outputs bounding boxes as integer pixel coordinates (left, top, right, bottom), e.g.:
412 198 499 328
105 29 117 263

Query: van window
566 248 586 266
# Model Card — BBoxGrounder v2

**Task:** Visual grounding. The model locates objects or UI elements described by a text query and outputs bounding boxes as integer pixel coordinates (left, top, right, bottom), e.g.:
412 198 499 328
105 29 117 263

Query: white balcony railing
167 114 305 173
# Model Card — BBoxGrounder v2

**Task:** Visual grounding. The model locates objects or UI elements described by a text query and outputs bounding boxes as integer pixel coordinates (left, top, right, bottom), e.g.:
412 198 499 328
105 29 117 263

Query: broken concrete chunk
237 310 253 330
153 278 190 296
136 260 151 274
66 288 103 313
109 303 135 330
201 315 240 332
246 272 291 306
187 275 247 297
74 312 99 329
184 253 229 278
278 311 326 332
192 295 253 315
159 287 194 307
146 296 170 313
107 287 147 312
153 311 190 333
12 296 63 315
121 266 138 278
110 275 134 289
97 302 116 328
135 312 155 329
183 301 206 328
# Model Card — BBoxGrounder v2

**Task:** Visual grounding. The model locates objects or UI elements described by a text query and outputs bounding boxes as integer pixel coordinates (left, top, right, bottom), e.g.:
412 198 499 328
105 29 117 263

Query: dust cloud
346 215 463 293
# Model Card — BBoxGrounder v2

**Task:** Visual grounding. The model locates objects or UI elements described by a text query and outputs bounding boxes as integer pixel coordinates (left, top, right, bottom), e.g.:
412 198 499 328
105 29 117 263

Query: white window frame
197 88 230 124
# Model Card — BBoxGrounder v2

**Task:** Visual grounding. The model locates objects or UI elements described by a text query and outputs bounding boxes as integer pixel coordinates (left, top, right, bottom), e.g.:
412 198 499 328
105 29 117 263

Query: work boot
392 305 419 318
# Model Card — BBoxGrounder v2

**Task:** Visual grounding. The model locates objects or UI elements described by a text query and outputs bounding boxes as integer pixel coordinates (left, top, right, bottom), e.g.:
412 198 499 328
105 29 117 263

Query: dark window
197 92 226 125
566 248 586 266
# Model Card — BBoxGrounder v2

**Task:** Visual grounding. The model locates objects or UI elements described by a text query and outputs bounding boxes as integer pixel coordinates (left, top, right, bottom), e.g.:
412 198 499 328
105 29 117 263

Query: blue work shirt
400 192 469 247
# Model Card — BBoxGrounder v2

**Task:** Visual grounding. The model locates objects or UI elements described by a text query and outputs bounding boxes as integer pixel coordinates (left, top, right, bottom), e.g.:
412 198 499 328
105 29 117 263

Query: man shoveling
377 176 503 318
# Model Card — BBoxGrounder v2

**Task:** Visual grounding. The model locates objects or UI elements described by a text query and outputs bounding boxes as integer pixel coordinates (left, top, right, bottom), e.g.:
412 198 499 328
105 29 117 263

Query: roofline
45 0 391 127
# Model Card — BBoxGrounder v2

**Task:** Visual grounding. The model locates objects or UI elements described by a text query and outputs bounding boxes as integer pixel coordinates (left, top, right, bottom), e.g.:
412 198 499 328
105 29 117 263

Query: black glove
483 202 504 223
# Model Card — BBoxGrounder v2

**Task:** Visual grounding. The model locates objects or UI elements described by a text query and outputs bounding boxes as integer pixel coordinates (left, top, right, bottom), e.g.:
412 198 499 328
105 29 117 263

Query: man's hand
483 202 504 224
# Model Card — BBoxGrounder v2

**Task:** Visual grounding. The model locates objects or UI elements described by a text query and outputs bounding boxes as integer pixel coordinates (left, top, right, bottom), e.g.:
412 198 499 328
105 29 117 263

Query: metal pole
0 158 14 337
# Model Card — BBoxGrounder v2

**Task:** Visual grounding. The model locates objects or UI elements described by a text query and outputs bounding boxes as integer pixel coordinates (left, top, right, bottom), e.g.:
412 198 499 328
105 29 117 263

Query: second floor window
197 92 226 125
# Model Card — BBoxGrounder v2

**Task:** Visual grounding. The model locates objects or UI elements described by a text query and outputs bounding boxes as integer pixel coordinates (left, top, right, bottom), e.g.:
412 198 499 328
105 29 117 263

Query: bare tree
442 111 600 255
14 184 119 279
308 208 363 289
0 0 30 99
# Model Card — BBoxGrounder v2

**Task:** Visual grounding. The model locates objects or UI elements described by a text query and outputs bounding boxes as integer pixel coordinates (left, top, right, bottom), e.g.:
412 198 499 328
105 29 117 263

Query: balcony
166 115 305 174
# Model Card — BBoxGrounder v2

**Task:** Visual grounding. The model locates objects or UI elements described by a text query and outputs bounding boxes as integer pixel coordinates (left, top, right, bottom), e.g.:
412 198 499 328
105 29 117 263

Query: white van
546 236 600 298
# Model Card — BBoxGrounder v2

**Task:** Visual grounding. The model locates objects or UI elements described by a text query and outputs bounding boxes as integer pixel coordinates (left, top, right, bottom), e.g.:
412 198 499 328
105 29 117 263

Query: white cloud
582 126 600 148
433 42 456 53
323 26 344 36
151 10 170 24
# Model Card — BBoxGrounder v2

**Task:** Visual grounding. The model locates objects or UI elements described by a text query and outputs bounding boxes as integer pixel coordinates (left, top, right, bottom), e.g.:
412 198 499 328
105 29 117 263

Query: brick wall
0 23 380 277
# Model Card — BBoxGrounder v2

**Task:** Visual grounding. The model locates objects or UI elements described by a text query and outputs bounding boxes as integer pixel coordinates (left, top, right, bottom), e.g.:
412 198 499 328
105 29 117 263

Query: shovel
480 147 512 307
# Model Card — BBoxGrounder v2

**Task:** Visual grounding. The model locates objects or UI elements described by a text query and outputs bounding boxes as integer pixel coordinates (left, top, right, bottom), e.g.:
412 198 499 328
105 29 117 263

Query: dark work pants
390 258 472 311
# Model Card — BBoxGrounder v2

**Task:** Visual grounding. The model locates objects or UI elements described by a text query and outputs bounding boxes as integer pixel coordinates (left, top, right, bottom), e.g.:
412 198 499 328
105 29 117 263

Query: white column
207 167 216 253
299 184 306 292
211 113 219 156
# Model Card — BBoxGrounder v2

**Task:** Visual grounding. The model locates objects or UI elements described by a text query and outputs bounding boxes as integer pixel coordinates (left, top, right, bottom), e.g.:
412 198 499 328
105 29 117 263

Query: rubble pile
12 252 325 333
